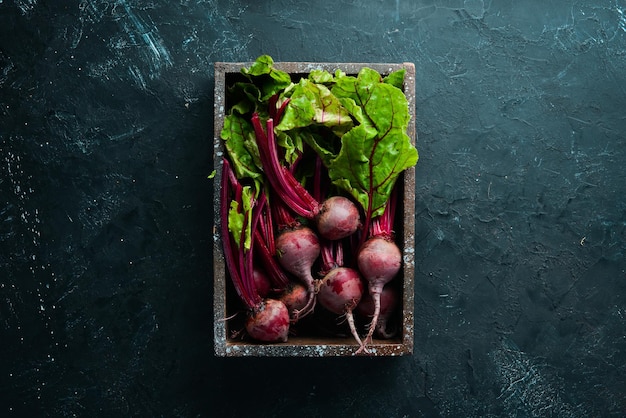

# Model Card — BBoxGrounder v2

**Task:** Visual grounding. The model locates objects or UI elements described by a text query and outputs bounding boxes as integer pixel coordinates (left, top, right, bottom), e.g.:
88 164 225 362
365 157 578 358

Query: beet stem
252 113 319 219
241 192 267 300
220 160 259 309
254 229 290 289
275 97 291 123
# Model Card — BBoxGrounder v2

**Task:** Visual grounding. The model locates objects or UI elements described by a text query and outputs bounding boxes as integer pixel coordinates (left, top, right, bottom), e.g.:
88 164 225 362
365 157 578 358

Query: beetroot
318 268 364 315
355 187 402 353
315 196 361 241
275 225 320 320
280 282 309 321
317 267 364 348
358 237 402 284
245 299 290 343
357 236 401 349
315 236 365 349
357 285 399 339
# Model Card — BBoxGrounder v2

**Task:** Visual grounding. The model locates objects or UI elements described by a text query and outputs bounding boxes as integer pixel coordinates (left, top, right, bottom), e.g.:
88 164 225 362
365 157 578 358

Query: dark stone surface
1 0 625 416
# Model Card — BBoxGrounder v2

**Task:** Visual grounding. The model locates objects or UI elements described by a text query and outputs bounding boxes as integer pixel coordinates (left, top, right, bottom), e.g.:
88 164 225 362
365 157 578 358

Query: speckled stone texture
2 0 626 416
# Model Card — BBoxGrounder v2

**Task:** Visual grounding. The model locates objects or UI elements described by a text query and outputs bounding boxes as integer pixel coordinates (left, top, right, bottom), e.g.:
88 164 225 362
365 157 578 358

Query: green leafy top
220 55 294 183
330 67 418 218
241 55 292 102
276 66 418 219
275 78 353 135
220 56 418 227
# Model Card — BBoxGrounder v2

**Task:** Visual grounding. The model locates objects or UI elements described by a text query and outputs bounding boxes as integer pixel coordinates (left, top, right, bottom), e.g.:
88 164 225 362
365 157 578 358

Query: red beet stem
312 155 330 203
254 229 290 289
252 113 319 219
319 239 336 274
220 160 260 309
375 184 398 238
257 198 276 255
241 192 267 301
319 237 345 275
271 191 301 230
363 183 399 245
274 97 291 123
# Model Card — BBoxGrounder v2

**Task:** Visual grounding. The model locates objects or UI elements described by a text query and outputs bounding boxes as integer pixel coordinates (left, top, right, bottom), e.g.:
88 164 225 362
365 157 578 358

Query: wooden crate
213 61 416 356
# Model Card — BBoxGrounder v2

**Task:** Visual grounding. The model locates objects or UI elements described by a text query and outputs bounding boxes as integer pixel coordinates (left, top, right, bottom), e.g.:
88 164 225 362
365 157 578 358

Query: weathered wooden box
213 61 416 356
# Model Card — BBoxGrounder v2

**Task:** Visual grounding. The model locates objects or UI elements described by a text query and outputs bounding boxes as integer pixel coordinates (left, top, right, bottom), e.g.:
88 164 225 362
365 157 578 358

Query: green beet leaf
297 129 339 169
330 67 418 218
241 55 292 102
383 69 406 89
221 113 262 183
226 82 262 116
227 185 254 250
308 69 334 84
275 130 304 166
275 78 353 135
274 78 353 166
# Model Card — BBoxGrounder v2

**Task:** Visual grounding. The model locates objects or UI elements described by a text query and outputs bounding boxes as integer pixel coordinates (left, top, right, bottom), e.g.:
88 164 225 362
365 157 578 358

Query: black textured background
1 0 625 416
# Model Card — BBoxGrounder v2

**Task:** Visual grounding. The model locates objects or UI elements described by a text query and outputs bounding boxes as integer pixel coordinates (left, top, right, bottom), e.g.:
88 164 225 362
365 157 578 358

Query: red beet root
280 282 309 321
317 267 364 348
318 268 364 315
356 236 401 352
245 298 290 343
275 226 320 320
315 196 361 240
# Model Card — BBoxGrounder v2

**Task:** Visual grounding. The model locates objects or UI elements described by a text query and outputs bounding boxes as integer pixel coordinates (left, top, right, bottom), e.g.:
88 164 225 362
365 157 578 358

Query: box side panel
217 61 409 77
222 341 409 357
402 62 416 354
213 63 228 356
